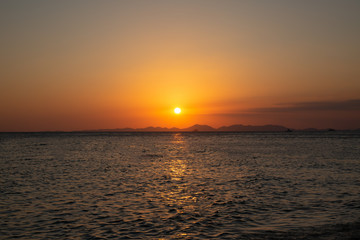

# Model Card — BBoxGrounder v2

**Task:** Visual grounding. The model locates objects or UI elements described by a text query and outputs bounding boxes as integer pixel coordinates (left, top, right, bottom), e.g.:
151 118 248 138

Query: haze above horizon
1 0 359 131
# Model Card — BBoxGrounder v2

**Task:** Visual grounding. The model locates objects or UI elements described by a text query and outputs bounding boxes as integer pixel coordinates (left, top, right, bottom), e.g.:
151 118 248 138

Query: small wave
249 221 360 240
141 153 164 158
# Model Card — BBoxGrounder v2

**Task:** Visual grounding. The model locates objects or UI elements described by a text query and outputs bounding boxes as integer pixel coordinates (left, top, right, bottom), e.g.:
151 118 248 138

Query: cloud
249 99 360 113
193 99 360 129
194 99 360 124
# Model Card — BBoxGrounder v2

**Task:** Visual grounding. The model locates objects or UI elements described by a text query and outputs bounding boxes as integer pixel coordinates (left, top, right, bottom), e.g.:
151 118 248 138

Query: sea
0 131 359 239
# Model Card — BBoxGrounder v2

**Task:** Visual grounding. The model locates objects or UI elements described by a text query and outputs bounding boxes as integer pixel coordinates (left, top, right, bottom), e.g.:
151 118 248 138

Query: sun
174 107 181 114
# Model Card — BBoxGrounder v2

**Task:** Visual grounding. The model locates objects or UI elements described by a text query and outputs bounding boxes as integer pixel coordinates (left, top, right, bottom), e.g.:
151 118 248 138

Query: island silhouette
79 124 347 132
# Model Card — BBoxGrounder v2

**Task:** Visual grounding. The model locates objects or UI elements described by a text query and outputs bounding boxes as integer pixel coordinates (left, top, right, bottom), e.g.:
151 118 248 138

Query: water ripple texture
0 132 359 239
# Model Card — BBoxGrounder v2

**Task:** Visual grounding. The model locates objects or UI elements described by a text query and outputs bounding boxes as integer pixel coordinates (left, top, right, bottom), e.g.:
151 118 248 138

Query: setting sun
174 107 181 114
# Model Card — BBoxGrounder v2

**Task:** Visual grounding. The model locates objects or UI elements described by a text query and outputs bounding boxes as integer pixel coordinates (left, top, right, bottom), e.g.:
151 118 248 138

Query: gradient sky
1 0 359 131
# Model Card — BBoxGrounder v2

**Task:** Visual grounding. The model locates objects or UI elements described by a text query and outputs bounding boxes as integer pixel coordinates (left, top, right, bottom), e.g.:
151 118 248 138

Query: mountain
300 128 320 132
182 124 216 132
85 124 290 132
217 124 288 132
113 126 179 132
141 127 171 132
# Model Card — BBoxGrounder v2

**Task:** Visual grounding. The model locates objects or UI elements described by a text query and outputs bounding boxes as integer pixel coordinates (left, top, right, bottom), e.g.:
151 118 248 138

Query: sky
1 0 359 131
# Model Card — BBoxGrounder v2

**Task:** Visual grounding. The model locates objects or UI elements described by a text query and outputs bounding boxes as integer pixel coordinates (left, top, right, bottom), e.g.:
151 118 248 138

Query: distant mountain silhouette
217 124 288 132
87 124 295 132
77 125 360 132
182 124 216 132
142 127 171 132
300 128 319 132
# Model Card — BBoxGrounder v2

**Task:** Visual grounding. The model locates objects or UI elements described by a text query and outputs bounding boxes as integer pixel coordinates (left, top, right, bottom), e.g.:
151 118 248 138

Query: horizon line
1 123 359 133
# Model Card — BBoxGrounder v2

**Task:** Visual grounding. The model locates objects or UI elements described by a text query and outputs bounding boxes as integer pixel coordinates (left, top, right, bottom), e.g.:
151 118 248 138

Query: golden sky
1 0 360 131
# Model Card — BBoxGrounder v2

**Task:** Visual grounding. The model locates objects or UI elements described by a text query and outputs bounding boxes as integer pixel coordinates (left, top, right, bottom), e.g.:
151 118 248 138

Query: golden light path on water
157 133 194 238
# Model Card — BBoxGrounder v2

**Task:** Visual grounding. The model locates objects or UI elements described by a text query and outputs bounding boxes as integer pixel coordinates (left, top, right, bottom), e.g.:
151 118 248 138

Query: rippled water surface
1 132 360 239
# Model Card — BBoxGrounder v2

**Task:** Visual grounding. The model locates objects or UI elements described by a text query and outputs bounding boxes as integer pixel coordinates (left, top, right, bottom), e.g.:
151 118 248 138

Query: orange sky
1 1 360 131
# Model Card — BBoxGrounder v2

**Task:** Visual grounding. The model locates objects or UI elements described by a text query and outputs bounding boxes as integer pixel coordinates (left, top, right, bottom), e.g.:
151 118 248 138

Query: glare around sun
174 107 181 114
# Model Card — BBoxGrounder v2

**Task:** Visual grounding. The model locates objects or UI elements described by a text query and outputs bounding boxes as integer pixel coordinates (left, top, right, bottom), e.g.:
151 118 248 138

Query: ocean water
0 132 359 239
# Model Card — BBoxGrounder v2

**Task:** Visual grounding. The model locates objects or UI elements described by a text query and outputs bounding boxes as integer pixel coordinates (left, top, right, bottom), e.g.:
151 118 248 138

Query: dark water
1 132 360 239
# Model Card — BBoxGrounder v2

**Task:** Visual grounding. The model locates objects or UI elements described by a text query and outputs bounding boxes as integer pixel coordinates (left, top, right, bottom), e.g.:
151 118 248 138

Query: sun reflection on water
147 133 211 237
158 133 197 209
171 132 185 147
168 133 187 179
